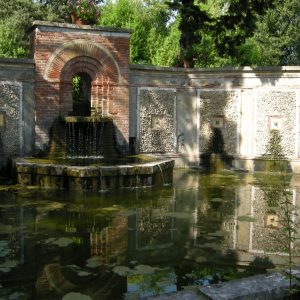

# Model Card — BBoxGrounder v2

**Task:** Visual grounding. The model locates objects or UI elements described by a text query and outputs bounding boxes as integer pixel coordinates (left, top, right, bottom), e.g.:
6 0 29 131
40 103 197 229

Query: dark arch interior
71 72 92 116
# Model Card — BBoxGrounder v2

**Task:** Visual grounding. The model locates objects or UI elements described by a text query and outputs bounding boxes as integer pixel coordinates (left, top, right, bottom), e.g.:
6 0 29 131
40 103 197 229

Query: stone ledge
29 21 132 35
199 272 297 300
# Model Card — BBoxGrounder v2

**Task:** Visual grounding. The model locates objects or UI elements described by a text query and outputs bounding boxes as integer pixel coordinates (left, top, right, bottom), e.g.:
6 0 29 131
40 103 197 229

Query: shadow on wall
42 117 129 159
200 128 234 172
254 129 292 173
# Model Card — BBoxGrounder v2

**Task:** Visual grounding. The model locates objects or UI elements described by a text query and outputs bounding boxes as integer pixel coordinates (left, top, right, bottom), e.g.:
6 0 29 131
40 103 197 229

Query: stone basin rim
15 158 174 169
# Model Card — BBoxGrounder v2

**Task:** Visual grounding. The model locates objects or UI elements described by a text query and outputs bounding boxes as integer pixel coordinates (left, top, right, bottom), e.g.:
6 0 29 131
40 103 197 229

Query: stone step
199 272 297 300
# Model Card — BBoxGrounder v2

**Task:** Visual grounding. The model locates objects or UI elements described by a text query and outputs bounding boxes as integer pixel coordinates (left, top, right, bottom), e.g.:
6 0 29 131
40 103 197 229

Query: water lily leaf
238 215 257 222
134 264 157 274
0 260 19 272
44 237 74 247
112 265 131 276
210 198 223 203
62 292 92 300
86 256 103 268
208 231 225 237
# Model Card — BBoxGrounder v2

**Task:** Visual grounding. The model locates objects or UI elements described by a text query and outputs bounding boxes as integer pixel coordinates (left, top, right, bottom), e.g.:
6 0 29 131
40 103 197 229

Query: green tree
249 0 300 65
0 0 61 58
38 0 102 23
167 0 275 68
100 0 174 65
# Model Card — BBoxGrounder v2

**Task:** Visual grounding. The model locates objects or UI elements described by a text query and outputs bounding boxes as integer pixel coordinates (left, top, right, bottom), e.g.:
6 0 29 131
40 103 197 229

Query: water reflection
0 171 300 299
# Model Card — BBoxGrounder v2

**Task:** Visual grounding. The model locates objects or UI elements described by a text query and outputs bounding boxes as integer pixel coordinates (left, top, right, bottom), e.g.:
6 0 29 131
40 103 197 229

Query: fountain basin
15 158 174 190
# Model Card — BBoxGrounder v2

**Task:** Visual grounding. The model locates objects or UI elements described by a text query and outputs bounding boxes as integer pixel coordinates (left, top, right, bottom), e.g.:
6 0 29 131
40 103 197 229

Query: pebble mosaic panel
255 90 296 158
139 89 175 153
199 90 239 155
0 82 20 158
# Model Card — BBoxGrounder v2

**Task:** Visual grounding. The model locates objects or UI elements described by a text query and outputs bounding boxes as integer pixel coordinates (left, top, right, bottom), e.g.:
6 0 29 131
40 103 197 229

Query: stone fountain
14 22 174 190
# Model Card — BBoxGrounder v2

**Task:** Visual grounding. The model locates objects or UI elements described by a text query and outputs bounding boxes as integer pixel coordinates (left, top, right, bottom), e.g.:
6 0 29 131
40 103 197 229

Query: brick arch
60 56 101 82
45 39 121 83
59 56 116 116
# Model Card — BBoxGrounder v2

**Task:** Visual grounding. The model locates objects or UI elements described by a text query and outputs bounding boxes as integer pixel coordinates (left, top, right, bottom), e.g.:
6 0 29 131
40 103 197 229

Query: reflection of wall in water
249 187 297 255
90 216 128 264
193 185 237 250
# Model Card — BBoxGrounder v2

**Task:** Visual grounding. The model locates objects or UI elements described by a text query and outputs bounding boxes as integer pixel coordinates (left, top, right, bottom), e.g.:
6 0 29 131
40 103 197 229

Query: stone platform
15 158 174 191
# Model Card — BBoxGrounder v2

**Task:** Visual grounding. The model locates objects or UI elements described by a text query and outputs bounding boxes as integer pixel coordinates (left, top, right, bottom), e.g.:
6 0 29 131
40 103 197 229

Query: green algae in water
0 170 300 299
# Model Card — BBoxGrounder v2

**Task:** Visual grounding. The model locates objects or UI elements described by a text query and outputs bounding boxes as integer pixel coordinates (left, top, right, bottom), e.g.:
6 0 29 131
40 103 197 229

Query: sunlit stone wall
255 90 297 158
130 65 300 170
138 88 176 153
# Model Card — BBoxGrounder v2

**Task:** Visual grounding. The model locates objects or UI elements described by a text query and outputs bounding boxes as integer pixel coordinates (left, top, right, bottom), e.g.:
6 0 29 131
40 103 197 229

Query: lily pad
0 260 19 273
62 292 92 300
113 265 131 276
208 231 225 237
238 215 257 222
44 237 74 247
134 264 157 274
86 256 103 268
210 198 223 203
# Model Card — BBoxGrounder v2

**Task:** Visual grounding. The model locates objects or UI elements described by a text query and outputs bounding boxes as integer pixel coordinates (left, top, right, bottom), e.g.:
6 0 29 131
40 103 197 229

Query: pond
0 170 300 299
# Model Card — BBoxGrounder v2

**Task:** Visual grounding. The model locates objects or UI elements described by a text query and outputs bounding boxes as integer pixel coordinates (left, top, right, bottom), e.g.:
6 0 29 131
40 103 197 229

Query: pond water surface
0 170 300 299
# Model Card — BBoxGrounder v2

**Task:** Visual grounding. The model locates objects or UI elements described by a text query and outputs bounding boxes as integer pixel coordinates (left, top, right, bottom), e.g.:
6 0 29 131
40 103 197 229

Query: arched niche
45 40 121 117
71 72 92 116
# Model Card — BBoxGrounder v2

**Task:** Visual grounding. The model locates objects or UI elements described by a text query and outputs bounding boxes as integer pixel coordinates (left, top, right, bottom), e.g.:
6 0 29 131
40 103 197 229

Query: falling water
65 121 105 158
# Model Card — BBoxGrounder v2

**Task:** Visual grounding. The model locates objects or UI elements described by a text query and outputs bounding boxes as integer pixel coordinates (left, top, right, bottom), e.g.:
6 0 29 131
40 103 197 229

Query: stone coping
64 116 112 123
29 21 132 35
130 64 300 74
15 158 174 177
0 57 35 66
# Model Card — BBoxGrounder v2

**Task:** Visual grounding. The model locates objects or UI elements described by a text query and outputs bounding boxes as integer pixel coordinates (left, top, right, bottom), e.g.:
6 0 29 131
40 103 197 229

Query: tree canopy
0 0 299 67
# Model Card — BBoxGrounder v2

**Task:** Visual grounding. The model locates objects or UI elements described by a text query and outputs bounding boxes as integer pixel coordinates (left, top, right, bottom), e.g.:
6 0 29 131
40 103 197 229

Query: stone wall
130 65 300 169
199 90 239 155
2 33 300 172
0 58 35 168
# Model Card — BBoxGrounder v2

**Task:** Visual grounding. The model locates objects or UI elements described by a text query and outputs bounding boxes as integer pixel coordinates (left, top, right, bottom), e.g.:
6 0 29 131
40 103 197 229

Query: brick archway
58 55 116 116
44 40 120 116
45 39 120 83
31 23 130 153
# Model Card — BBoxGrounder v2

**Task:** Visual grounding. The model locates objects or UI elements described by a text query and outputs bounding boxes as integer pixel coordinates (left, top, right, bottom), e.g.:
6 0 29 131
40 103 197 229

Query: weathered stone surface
255 91 296 158
139 88 176 153
15 158 174 190
199 272 297 300
199 90 239 155
148 289 201 300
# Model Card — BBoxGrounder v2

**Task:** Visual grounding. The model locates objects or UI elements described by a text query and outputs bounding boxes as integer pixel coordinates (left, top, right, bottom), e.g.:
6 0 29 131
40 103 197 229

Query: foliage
167 0 275 67
72 75 83 104
69 0 101 23
0 0 61 58
39 0 102 22
99 0 175 65
250 0 300 65
0 0 299 66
